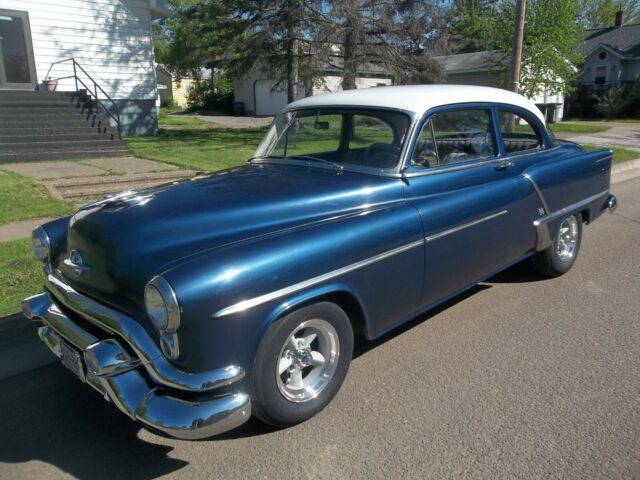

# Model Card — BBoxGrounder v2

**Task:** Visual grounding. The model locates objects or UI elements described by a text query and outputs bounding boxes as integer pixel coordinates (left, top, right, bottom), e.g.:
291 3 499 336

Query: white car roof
285 84 546 124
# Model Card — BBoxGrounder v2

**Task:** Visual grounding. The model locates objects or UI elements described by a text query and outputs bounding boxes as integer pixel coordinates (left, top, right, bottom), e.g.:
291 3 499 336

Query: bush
186 74 234 114
595 86 627 120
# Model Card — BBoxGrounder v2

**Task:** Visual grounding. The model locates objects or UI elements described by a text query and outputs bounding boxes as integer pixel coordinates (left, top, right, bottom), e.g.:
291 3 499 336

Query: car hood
56 163 402 317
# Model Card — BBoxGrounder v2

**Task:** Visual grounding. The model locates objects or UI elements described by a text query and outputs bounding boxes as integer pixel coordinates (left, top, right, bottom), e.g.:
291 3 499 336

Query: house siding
0 0 159 134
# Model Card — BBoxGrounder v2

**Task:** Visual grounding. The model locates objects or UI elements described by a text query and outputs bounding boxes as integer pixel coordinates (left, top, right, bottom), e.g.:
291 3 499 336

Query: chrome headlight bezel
144 276 181 333
31 226 51 264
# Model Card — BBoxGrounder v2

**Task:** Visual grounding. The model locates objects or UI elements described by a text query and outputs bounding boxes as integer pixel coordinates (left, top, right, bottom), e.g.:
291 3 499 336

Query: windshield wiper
286 155 344 170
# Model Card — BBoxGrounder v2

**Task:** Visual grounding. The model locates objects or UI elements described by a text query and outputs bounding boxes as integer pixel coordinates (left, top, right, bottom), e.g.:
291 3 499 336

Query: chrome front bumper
22 274 251 440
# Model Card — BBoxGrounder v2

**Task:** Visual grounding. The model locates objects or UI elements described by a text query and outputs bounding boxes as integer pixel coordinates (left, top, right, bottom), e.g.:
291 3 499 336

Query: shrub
187 73 234 114
595 86 627 120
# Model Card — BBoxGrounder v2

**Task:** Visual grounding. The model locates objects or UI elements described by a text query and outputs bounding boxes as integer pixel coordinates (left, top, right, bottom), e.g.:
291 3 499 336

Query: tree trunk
341 3 359 91
286 0 299 103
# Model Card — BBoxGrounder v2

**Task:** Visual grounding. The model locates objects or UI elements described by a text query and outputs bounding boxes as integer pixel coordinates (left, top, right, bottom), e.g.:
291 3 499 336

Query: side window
498 111 542 154
412 118 438 167
431 109 496 165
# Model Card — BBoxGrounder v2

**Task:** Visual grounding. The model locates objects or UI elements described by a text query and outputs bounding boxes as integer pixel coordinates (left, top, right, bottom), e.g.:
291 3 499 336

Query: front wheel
250 302 353 427
530 213 583 277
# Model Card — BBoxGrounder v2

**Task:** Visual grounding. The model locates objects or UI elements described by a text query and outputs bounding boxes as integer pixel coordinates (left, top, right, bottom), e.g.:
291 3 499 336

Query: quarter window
498 111 542 153
429 109 496 165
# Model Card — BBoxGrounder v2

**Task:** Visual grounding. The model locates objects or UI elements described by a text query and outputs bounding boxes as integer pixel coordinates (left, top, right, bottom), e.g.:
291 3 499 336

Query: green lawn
583 144 640 164
0 238 42 317
157 111 213 128
0 172 73 225
127 127 265 171
549 123 610 133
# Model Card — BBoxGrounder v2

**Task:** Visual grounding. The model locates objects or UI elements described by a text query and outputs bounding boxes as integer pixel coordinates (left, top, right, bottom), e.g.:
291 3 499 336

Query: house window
594 66 607 85
598 51 607 60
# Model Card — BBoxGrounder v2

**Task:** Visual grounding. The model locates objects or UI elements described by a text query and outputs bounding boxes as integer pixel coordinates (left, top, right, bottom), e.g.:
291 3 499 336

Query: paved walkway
0 156 197 242
555 121 640 151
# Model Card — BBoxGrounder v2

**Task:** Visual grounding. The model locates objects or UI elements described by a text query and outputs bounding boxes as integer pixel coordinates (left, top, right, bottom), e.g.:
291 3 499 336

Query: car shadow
485 261 548 284
0 363 188 480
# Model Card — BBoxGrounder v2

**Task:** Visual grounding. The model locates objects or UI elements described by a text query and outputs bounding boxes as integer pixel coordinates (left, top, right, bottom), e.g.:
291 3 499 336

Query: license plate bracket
59 339 86 382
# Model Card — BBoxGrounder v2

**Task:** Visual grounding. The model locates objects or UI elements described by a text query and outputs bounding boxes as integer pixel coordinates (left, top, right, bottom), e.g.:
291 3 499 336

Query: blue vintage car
23 85 617 439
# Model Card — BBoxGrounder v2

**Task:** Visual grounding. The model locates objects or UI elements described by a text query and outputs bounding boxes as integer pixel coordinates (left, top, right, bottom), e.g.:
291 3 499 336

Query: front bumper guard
23 288 251 440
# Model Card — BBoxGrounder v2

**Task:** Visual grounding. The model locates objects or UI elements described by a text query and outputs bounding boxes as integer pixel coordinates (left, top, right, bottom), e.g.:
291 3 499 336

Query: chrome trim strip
533 189 609 227
213 239 425 318
425 210 508 242
522 173 551 215
532 189 609 251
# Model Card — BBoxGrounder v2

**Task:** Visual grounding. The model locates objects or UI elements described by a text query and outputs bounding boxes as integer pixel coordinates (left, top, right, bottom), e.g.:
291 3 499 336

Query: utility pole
509 0 526 93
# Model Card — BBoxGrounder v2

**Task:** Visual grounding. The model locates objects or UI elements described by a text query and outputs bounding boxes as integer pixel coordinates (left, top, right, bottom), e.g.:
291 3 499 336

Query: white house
0 0 169 134
433 51 566 122
234 59 394 116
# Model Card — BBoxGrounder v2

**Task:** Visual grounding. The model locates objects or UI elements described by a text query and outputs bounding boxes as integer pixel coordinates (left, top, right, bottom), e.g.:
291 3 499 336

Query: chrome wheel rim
555 216 578 262
276 318 340 403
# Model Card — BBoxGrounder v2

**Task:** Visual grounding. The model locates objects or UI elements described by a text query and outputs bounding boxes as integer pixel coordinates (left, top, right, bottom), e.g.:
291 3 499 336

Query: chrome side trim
522 173 550 215
533 189 609 226
532 189 609 251
213 238 425 318
425 210 508 242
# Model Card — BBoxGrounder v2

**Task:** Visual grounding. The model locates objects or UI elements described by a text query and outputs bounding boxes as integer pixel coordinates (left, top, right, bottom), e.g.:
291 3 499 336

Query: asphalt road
1 177 639 480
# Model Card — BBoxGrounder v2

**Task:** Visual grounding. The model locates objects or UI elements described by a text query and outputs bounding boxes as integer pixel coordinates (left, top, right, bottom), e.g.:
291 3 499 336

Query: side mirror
314 121 330 130
412 148 437 168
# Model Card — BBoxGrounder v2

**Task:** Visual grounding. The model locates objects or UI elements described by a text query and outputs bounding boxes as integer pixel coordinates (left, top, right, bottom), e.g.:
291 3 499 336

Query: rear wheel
530 214 583 277
250 302 353 427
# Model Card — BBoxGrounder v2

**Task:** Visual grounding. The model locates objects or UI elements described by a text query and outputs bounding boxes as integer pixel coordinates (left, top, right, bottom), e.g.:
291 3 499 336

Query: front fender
162 202 424 375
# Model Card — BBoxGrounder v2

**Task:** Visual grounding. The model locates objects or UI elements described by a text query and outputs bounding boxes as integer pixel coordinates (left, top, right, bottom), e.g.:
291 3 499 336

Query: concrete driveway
1 177 639 480
555 121 640 151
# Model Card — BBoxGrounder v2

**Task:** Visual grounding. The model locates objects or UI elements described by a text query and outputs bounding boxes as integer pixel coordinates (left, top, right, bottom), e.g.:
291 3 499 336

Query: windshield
253 108 412 170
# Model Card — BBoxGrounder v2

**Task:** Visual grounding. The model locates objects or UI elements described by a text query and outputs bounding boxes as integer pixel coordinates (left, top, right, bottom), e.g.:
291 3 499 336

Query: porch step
0 133 115 143
0 126 111 136
0 139 127 151
0 89 128 162
0 106 100 116
0 148 131 163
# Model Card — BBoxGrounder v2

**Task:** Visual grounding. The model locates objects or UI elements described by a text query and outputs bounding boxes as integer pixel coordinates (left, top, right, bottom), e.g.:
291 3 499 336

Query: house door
0 10 37 90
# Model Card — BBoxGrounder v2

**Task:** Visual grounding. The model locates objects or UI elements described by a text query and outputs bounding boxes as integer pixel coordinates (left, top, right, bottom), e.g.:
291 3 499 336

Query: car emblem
63 249 91 277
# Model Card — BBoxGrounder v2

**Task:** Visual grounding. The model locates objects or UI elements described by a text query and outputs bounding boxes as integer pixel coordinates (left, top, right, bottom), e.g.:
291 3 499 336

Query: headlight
32 226 50 263
145 276 181 360
144 276 180 333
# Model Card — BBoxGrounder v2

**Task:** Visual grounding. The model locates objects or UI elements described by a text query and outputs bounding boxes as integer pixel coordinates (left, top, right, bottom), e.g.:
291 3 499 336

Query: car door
403 104 541 309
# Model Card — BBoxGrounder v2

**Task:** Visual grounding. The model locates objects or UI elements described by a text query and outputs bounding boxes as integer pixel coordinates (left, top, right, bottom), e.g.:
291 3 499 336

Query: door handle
495 161 514 171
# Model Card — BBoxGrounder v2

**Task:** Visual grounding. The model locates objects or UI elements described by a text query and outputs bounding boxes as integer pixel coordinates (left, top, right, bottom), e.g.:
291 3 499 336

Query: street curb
611 158 640 174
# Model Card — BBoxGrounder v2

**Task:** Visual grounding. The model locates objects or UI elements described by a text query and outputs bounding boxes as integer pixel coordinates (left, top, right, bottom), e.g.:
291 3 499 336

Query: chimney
615 10 623 27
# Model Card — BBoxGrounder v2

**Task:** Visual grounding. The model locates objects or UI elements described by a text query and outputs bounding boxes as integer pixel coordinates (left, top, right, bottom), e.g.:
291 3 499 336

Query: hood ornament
63 249 91 277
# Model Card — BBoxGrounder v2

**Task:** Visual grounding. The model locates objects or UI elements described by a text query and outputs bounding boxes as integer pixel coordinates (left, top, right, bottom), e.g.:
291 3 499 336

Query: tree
156 0 325 104
321 0 452 89
453 0 585 97
578 0 640 29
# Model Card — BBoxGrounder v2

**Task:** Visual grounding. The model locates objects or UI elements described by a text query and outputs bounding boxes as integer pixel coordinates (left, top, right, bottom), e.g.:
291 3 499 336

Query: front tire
530 213 583 277
250 302 353 427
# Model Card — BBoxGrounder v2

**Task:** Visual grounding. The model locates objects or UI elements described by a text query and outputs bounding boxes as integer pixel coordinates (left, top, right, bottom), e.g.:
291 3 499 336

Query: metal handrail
45 58 122 139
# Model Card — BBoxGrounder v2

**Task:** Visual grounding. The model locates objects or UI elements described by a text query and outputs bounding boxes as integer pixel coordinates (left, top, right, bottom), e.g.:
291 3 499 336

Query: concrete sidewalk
555 121 640 151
